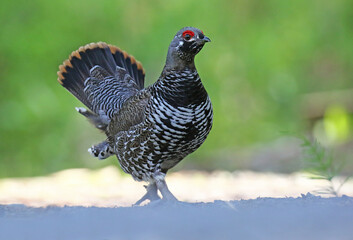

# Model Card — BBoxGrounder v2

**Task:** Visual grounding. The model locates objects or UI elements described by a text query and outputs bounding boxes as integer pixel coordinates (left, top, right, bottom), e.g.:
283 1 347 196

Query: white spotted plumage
113 68 213 182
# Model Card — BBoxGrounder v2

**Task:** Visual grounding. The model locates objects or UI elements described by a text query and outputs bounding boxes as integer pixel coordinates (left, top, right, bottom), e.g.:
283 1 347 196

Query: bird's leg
88 141 114 160
134 182 161 206
155 176 178 202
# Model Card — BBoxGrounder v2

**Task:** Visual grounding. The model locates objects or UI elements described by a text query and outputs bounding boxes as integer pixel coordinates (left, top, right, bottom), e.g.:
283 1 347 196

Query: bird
57 27 213 205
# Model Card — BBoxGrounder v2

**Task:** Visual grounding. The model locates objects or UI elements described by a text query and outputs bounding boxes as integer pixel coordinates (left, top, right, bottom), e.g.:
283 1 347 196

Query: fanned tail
57 42 145 111
108 44 145 90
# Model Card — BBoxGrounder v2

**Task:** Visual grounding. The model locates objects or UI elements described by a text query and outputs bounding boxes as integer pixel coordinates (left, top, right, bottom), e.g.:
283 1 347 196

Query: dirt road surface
0 167 352 240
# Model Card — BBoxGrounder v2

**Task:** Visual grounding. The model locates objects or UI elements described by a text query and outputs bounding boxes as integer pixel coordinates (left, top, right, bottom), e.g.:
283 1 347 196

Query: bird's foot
134 194 162 206
88 141 114 160
135 195 181 207
155 175 179 201
133 183 161 206
133 175 180 206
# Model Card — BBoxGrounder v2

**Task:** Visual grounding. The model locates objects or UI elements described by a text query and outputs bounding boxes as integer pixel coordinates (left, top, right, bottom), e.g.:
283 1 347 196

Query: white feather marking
75 107 87 113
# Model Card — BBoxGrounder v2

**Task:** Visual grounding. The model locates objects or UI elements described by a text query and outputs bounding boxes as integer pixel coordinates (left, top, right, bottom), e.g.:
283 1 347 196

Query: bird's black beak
203 36 211 43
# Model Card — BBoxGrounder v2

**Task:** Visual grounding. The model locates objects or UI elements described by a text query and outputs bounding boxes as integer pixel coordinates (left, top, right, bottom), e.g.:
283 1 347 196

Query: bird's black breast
154 69 208 107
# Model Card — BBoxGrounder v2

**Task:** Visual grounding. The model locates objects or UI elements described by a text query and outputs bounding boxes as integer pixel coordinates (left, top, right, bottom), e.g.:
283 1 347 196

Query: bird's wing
107 89 152 136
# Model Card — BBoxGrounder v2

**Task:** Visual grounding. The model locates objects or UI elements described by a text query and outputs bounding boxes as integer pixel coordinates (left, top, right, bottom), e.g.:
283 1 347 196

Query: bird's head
166 27 211 69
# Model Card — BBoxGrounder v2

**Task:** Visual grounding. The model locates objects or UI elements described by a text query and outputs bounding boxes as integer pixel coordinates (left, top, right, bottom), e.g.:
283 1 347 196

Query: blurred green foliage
300 135 352 196
0 0 352 177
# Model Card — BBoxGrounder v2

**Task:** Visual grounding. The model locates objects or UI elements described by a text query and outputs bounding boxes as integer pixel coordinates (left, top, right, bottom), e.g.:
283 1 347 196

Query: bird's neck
165 47 195 70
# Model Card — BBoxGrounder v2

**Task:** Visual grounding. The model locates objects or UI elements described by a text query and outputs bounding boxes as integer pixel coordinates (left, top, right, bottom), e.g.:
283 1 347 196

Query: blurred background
0 0 352 178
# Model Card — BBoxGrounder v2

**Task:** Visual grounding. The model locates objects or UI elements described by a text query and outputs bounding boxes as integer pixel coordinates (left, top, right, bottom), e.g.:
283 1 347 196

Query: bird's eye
184 34 191 40
182 30 195 41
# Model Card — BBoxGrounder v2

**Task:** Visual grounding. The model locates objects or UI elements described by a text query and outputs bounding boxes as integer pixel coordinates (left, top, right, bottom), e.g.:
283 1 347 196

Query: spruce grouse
57 27 213 205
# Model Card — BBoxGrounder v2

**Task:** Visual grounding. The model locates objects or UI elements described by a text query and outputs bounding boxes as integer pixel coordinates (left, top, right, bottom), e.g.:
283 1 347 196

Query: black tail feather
57 42 145 110
108 44 145 90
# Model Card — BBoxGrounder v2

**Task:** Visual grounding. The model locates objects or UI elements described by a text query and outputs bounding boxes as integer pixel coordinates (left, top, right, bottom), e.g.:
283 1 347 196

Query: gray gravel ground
1 193 352 240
